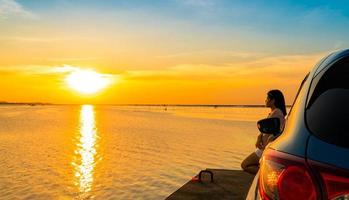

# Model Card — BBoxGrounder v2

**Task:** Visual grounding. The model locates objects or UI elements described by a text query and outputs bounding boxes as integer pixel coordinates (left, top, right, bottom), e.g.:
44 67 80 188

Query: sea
0 105 270 199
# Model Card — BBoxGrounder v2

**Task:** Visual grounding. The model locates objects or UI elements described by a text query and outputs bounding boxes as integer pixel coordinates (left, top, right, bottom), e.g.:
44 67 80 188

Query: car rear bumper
246 171 261 200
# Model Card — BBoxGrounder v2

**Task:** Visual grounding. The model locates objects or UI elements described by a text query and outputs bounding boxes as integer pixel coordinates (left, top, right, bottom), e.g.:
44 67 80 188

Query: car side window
306 57 349 148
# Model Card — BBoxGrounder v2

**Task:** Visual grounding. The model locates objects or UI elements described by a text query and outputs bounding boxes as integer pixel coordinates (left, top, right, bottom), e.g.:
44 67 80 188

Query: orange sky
0 53 322 105
0 0 337 105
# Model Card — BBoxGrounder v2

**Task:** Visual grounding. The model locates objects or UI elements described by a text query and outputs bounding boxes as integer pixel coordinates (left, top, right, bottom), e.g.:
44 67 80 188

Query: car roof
314 49 349 77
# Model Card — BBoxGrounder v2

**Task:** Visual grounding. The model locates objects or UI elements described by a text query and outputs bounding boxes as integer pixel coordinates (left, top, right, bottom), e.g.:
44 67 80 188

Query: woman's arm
255 133 264 149
265 135 276 146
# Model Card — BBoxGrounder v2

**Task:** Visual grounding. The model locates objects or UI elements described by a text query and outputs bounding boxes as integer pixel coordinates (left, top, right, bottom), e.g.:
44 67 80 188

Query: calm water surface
0 105 269 199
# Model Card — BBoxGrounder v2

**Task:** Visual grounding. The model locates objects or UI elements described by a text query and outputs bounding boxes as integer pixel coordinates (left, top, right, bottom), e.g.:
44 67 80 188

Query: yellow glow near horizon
66 69 111 94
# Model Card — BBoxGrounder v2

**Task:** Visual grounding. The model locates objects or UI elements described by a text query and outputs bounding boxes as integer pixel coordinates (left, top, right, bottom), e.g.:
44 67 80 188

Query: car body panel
306 135 349 170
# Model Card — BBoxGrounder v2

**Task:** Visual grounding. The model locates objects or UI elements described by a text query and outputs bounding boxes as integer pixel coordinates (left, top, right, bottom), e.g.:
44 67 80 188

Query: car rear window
306 57 349 149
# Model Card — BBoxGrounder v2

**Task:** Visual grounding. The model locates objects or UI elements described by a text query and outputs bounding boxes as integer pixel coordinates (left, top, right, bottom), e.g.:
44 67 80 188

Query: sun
65 69 111 94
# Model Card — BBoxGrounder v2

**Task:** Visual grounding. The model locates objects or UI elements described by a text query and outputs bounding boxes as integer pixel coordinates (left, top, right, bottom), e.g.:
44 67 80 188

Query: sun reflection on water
73 105 98 194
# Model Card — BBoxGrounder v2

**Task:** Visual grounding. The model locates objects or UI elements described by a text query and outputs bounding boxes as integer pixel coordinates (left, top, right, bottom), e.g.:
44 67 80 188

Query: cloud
45 57 100 62
0 0 38 19
0 65 75 76
156 50 267 61
125 52 326 83
180 0 214 6
0 64 117 77
0 36 95 42
0 36 67 42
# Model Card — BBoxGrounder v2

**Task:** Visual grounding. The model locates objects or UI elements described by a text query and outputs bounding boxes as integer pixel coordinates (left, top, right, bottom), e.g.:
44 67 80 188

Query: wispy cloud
0 36 95 42
45 57 100 62
0 0 38 19
156 50 266 60
125 52 325 82
0 64 118 78
181 0 215 6
0 65 75 75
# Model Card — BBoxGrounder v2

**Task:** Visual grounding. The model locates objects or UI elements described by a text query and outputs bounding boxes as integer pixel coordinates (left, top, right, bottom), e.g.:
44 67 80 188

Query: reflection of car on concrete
246 49 349 200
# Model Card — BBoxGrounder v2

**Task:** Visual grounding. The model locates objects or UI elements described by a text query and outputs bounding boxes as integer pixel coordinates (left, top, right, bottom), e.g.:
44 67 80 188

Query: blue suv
246 49 349 200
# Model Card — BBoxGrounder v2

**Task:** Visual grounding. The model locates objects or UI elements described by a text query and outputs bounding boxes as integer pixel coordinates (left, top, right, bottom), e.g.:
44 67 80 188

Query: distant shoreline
0 102 52 106
0 102 292 107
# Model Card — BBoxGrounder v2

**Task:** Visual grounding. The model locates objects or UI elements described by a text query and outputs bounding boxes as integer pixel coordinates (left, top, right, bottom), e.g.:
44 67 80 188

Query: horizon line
0 101 292 107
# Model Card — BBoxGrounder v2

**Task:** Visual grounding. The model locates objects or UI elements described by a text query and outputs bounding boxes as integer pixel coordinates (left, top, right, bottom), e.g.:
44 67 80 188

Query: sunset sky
1 0 349 104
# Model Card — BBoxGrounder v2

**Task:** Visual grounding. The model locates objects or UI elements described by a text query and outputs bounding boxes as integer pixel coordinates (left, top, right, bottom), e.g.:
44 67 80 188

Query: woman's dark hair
268 89 287 116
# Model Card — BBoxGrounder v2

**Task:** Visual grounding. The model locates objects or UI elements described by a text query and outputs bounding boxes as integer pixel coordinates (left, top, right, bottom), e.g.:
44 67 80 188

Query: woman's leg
241 152 260 174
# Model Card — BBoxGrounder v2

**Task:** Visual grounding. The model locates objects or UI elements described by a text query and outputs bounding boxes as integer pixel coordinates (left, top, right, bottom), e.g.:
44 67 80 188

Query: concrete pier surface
166 169 255 200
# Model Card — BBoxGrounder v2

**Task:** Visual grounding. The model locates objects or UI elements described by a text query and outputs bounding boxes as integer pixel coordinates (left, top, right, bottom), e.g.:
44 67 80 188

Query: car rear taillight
258 149 319 200
308 160 349 200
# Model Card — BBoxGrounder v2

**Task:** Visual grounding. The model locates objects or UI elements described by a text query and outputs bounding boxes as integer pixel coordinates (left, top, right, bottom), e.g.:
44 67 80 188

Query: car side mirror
257 117 280 136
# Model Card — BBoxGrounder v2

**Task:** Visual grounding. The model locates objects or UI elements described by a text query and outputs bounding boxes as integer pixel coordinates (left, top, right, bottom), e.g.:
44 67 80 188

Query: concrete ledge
166 169 255 200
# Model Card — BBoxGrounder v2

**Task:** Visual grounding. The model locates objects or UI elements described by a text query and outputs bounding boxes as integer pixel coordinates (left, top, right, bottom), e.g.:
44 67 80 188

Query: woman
241 90 287 174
